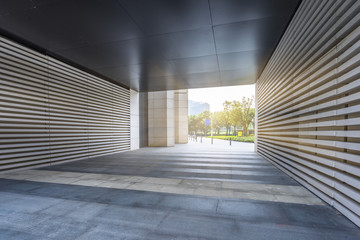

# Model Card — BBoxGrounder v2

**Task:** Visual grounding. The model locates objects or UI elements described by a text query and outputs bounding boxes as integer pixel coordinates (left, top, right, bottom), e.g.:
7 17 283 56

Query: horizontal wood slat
256 0 360 227
0 35 130 172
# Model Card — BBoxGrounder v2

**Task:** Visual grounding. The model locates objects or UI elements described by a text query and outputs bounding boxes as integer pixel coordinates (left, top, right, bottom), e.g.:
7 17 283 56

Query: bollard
201 136 202 143
230 137 232 146
211 137 213 144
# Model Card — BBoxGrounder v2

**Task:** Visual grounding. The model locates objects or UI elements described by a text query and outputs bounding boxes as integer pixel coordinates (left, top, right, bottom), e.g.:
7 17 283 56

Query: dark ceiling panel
183 72 221 89
0 0 301 91
210 0 300 25
55 38 164 68
150 27 216 60
0 0 34 16
0 0 61 16
0 0 143 51
214 17 289 54
118 0 211 35
143 75 187 92
218 51 262 71
220 69 257 86
136 61 176 78
169 55 219 75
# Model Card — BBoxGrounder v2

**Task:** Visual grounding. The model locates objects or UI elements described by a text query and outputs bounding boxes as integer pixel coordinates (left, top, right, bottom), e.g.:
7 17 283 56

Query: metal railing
188 135 233 145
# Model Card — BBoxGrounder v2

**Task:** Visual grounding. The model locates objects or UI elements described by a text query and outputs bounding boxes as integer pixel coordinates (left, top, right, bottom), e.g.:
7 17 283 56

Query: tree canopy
188 96 255 136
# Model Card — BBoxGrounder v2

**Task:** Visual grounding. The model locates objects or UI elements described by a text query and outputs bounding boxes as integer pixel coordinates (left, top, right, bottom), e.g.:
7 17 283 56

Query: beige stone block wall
174 89 188 144
148 91 175 147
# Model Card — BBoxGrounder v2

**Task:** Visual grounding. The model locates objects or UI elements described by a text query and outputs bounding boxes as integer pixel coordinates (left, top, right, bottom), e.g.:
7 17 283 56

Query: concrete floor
0 139 359 239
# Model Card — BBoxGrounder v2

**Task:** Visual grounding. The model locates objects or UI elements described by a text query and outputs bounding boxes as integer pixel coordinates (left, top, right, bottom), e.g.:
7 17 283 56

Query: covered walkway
0 141 359 239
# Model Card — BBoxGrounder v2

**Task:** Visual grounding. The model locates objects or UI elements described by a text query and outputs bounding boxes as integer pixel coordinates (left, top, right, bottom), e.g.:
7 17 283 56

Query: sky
188 85 255 112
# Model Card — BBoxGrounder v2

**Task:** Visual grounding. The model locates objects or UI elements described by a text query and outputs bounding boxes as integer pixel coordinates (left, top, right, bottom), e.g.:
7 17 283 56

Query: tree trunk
243 125 248 136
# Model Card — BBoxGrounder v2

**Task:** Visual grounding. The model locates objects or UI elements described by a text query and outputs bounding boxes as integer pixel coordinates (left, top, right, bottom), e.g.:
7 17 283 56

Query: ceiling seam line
115 0 147 34
115 0 174 90
207 0 222 86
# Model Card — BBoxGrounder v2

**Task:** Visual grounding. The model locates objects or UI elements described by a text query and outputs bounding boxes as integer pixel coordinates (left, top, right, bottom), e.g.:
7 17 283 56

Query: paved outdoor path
0 139 359 239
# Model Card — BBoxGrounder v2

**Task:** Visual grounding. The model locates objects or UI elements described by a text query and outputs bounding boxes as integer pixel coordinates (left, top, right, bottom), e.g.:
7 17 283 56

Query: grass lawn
206 135 254 143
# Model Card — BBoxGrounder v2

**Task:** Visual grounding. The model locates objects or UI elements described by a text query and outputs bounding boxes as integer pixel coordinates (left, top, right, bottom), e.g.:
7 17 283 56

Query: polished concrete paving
0 139 359 239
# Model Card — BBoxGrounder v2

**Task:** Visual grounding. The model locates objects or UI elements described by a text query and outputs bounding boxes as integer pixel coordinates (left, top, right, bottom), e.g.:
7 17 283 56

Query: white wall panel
130 89 140 150
0 36 130 172
256 0 360 227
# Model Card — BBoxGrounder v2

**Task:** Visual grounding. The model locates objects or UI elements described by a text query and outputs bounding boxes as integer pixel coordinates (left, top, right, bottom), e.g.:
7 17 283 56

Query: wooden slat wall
256 0 360 227
0 35 130 172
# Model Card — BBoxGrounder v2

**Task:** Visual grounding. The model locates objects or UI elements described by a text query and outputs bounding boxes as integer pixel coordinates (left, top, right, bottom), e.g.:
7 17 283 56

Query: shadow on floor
0 141 359 239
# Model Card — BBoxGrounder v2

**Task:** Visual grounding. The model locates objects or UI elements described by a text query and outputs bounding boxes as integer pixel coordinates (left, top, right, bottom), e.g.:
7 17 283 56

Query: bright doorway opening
188 85 255 146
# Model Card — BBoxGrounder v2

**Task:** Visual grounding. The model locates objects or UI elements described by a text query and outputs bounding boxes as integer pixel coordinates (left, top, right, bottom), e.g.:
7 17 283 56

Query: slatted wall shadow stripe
256 0 360 227
0 35 130 172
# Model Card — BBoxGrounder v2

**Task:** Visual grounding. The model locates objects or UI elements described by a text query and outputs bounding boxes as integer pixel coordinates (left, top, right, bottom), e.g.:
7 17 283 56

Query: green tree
188 114 201 136
198 111 211 136
238 96 255 136
222 101 232 135
211 111 224 135
229 100 241 136
188 96 255 137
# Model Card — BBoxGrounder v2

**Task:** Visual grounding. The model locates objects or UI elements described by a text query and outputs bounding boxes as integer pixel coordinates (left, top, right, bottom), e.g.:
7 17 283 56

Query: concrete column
130 89 140 150
174 89 188 144
148 91 175 147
